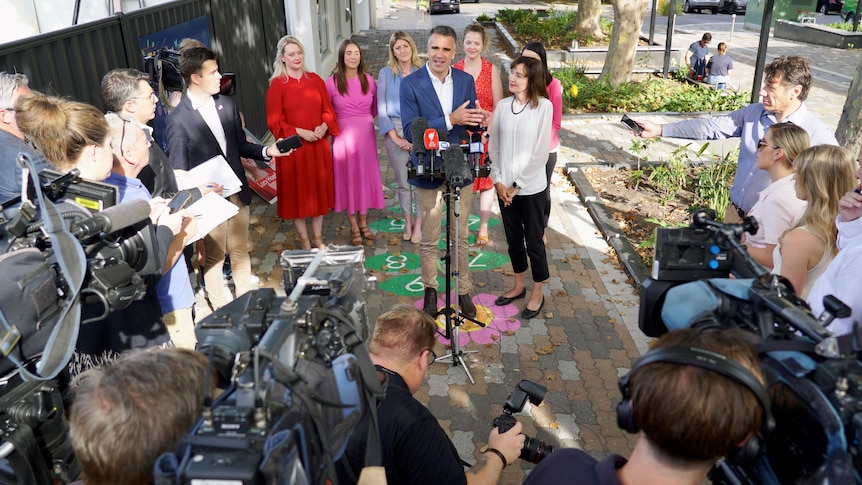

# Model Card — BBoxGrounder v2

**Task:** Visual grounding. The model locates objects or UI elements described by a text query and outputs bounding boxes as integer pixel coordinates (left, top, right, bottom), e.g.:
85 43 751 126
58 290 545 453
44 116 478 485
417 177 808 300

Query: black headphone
616 346 774 465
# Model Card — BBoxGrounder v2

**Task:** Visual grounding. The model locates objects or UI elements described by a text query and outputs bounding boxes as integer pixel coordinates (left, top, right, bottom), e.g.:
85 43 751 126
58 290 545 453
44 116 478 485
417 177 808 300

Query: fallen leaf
549 422 560 429
536 345 553 355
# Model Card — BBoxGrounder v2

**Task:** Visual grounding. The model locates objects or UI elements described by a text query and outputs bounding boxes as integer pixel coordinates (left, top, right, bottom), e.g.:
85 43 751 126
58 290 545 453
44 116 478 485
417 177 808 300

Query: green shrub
497 8 613 49
476 13 493 22
658 0 684 16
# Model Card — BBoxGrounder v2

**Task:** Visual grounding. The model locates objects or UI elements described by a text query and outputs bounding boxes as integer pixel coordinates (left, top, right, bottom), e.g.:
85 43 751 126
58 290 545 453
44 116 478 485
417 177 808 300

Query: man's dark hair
430 25 457 41
702 32 712 42
179 46 218 84
765 55 812 101
101 68 149 112
629 329 764 464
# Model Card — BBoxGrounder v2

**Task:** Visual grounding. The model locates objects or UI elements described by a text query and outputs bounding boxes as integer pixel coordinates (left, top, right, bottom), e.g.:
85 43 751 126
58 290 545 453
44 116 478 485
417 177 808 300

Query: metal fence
0 0 285 136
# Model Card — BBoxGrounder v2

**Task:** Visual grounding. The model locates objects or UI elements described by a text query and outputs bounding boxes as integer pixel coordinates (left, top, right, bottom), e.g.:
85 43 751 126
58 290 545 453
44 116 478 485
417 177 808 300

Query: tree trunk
601 0 649 86
836 59 862 154
574 0 605 41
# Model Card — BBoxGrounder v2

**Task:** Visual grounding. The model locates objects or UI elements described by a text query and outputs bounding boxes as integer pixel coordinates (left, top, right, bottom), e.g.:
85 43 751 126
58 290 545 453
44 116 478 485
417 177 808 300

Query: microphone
71 199 151 240
469 131 484 177
425 128 440 175
443 146 470 189
410 118 429 176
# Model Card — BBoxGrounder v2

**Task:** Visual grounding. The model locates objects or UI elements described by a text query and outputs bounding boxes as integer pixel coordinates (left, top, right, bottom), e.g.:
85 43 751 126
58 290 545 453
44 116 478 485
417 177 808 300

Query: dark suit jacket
400 65 477 189
165 93 267 205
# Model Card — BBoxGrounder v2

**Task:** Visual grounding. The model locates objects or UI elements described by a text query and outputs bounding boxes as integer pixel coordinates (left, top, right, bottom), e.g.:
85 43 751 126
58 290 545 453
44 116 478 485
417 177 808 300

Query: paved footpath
194 3 861 482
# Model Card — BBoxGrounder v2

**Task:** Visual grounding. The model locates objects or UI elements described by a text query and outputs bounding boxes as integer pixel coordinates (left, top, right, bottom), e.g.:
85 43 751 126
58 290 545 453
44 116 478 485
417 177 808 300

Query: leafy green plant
658 0 684 16
692 148 738 220
648 144 695 204
628 136 657 189
476 13 493 22
496 8 613 49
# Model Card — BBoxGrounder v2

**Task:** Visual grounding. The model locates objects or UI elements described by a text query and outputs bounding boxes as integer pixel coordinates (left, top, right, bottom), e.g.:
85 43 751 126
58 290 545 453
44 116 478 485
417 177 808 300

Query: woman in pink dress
454 23 503 247
326 39 384 246
522 42 563 242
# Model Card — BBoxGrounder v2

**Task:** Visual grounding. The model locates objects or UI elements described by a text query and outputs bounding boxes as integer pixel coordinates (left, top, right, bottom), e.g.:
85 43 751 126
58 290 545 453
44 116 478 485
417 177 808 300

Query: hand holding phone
167 190 192 214
621 114 644 136
276 134 303 153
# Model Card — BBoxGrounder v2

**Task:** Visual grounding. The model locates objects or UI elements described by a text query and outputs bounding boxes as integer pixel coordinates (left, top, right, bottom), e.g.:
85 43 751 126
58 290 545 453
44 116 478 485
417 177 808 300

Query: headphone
616 346 774 465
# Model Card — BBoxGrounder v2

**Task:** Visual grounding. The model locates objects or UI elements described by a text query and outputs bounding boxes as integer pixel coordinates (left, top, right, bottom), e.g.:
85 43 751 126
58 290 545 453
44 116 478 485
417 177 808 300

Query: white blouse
488 96 553 196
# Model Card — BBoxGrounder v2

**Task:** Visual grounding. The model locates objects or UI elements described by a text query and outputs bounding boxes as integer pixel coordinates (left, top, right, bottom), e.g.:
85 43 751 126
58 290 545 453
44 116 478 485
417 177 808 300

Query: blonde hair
768 122 809 168
270 35 306 82
369 304 436 366
386 31 423 75
16 93 109 172
783 145 856 257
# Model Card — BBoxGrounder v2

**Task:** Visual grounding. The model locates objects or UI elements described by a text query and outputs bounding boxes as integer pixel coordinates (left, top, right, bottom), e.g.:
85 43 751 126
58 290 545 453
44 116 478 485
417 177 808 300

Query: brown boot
423 288 438 317
458 293 476 319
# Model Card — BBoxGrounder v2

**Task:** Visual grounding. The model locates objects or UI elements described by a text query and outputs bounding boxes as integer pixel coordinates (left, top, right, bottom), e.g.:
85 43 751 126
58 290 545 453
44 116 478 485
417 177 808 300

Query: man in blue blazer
166 46 287 310
401 25 488 319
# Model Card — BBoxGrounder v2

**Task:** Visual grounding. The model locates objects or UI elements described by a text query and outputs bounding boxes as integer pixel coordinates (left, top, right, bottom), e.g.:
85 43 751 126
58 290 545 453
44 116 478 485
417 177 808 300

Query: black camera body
163 246 378 484
493 380 554 464
640 212 862 484
144 48 184 93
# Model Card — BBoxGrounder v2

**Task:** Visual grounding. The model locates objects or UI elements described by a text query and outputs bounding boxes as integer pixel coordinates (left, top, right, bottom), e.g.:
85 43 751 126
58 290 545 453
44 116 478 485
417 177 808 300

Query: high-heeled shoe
360 226 376 241
300 237 311 250
350 228 362 246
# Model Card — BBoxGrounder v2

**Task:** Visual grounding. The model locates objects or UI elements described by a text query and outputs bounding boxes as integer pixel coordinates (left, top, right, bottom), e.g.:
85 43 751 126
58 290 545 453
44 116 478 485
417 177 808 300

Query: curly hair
764 56 812 101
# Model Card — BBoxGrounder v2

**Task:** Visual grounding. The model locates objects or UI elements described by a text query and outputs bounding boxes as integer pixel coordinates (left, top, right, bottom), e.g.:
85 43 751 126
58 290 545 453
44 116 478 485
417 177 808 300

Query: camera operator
0 72 49 204
16 95 189 370
524 328 766 485
337 304 524 485
68 347 212 485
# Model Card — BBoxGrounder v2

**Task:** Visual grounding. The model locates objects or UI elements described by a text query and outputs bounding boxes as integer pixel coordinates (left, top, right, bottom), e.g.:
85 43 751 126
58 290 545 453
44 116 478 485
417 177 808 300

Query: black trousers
500 190 550 283
543 152 557 228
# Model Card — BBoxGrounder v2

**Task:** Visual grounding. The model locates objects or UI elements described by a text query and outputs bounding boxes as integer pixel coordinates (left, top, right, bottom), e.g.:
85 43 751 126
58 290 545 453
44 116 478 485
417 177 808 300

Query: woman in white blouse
488 57 553 319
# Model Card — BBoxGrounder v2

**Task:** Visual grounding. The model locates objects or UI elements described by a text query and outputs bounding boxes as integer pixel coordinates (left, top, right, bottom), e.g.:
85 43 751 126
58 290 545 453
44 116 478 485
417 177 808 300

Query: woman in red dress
454 23 503 247
266 35 339 249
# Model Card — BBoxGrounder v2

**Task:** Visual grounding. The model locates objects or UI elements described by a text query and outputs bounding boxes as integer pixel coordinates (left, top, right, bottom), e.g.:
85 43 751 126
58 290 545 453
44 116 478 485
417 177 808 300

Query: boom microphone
71 199 151 240
410 117 430 176
443 146 470 189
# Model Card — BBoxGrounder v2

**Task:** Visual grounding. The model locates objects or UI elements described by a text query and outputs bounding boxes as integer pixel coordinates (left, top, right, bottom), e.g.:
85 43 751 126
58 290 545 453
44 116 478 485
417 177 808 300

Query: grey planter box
774 19 862 49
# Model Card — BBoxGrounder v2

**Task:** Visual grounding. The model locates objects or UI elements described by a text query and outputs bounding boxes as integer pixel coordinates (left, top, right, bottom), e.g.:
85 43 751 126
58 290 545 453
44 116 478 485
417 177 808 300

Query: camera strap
0 154 86 381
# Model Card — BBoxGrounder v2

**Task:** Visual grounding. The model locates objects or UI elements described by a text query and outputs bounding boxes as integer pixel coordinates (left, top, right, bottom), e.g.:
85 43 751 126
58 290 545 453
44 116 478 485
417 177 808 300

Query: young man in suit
166 46 288 310
400 25 488 319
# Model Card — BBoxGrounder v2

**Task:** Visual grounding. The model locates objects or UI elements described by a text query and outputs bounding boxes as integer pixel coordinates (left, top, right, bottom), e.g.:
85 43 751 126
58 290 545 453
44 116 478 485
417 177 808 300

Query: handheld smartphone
276 134 303 153
167 190 192 214
620 114 643 136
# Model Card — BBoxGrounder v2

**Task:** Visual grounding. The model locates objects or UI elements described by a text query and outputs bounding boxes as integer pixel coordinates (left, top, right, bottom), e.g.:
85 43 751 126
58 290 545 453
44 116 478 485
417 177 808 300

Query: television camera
639 210 862 484
143 47 237 103
157 246 384 485
0 154 164 483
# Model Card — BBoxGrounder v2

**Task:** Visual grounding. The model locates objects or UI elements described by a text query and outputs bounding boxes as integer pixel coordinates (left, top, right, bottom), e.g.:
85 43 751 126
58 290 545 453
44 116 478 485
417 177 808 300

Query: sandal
312 237 325 249
360 226 376 241
300 237 312 250
476 233 489 247
350 228 362 246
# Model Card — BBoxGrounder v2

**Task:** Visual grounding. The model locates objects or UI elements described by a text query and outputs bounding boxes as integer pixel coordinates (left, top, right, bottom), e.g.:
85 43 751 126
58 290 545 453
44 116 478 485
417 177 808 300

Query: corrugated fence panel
209 0 287 136
0 17 126 110
0 0 282 137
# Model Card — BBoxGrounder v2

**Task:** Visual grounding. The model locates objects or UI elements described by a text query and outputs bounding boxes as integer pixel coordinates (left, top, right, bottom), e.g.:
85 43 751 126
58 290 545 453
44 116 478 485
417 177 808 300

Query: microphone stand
435 177 484 384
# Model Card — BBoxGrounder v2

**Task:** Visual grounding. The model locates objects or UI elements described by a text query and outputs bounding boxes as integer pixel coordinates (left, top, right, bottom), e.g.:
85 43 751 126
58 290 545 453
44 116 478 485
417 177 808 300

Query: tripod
434 181 484 384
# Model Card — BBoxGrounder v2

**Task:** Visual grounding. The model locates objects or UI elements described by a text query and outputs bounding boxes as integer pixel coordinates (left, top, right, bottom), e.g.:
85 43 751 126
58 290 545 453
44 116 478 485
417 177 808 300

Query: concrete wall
774 19 862 48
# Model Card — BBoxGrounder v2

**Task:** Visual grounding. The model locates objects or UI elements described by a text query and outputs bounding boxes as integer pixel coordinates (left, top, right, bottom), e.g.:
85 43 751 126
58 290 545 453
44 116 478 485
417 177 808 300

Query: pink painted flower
414 293 522 345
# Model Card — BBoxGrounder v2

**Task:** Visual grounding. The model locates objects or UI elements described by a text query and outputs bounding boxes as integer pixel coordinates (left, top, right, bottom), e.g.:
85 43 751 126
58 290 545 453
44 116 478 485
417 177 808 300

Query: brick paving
194 2 860 481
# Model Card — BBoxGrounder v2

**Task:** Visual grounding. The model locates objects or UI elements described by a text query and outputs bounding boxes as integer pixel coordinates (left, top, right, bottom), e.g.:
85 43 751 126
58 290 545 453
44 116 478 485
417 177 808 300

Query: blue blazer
400 65 477 188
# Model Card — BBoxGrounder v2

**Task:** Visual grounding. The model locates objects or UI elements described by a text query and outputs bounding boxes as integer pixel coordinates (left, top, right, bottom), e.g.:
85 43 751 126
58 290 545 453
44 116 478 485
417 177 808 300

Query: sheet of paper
176 155 243 198
185 192 239 243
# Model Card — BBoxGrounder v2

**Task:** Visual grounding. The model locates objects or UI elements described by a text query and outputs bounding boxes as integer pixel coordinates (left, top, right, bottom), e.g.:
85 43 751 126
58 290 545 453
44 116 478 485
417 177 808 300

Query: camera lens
520 436 554 464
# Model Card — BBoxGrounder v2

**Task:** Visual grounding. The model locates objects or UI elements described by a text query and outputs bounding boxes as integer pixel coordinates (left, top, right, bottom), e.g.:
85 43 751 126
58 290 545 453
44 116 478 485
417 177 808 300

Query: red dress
453 58 494 192
266 73 340 219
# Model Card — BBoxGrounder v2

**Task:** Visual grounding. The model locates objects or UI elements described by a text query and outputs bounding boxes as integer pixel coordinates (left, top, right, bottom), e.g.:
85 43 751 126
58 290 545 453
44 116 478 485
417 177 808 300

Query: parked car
718 0 747 14
683 0 720 14
817 0 844 14
429 0 460 14
844 0 860 21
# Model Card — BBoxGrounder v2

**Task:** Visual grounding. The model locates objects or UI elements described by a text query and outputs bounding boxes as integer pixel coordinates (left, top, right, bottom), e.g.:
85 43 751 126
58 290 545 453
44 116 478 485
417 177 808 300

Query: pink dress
325 74 384 214
454 58 495 192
